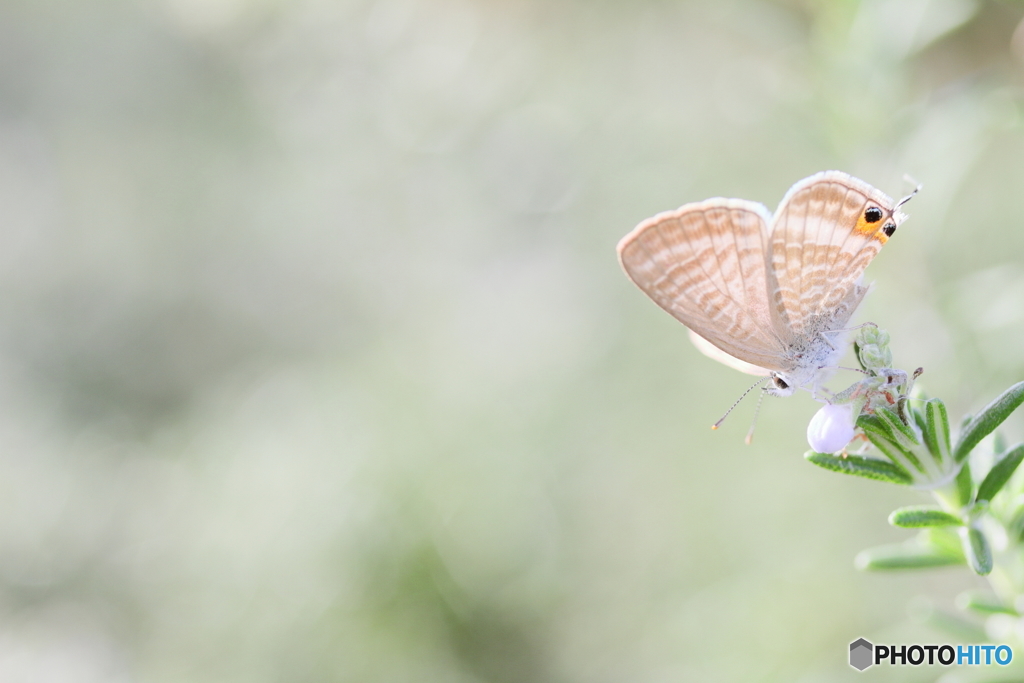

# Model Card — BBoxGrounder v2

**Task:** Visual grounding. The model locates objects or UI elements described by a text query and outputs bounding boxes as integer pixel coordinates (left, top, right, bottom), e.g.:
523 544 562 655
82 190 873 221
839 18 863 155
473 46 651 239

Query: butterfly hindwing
766 171 903 341
617 198 785 371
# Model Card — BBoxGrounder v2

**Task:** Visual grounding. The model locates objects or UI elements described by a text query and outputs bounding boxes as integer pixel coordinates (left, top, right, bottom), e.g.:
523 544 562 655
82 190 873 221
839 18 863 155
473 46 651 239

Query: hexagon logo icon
850 638 874 671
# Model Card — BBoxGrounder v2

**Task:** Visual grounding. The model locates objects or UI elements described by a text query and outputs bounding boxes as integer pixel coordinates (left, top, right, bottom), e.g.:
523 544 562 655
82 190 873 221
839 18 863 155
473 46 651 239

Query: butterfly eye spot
864 206 884 223
882 222 896 237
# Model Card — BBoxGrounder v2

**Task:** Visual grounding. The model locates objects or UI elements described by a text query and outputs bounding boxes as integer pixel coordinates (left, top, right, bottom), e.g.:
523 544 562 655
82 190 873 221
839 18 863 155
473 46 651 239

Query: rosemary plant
807 326 1024 644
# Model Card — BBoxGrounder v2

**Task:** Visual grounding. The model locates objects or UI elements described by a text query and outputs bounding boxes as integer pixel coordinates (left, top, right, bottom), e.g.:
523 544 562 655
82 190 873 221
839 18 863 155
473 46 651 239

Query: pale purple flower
807 402 857 454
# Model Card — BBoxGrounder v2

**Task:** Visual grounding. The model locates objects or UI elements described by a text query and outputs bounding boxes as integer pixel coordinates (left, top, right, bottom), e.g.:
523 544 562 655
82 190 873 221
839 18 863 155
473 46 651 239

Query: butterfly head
767 359 835 397
766 372 797 397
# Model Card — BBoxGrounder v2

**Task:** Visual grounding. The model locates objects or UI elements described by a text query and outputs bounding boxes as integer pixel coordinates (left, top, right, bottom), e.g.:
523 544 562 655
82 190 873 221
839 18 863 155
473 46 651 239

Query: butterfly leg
810 381 835 402
850 433 871 454
826 321 878 336
817 331 838 351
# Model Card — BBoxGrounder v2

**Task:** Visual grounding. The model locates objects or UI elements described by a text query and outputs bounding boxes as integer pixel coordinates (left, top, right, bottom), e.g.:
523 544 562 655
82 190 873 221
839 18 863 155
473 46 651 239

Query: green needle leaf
888 505 963 527
955 460 973 508
877 406 921 447
858 413 897 442
855 541 963 571
804 451 912 484
976 443 1024 503
923 399 951 465
961 527 993 576
956 589 1018 616
857 414 921 472
920 527 964 556
1008 506 1024 544
914 605 988 643
954 381 1024 463
994 431 1008 457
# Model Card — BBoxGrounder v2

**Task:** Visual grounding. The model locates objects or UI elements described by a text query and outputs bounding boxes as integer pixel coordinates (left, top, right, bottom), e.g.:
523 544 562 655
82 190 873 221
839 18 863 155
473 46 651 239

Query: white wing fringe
687 329 771 377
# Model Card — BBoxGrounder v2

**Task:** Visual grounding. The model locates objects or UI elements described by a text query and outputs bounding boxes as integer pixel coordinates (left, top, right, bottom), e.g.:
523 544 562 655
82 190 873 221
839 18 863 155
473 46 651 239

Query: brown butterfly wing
617 198 786 371
766 171 905 341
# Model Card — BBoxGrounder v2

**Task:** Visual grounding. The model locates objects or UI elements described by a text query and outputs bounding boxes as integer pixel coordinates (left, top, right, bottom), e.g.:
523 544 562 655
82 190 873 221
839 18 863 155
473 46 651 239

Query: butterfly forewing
767 171 899 339
617 199 785 370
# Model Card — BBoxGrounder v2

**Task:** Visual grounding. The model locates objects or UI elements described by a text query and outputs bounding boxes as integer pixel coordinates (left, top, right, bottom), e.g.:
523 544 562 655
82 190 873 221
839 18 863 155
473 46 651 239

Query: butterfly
617 171 916 398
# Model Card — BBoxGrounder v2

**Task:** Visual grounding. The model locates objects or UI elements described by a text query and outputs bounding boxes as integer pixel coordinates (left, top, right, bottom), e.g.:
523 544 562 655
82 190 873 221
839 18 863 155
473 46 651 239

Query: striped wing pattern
767 171 899 340
617 198 785 371
618 171 907 385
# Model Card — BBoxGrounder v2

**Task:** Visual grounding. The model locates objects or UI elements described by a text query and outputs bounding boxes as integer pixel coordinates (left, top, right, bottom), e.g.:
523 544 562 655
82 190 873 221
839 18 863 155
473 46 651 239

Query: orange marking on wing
853 213 876 235
853 210 890 243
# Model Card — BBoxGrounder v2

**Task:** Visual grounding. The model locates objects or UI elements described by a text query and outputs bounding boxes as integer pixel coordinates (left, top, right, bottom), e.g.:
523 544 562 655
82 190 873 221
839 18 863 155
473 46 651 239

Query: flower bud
856 327 893 369
807 402 857 454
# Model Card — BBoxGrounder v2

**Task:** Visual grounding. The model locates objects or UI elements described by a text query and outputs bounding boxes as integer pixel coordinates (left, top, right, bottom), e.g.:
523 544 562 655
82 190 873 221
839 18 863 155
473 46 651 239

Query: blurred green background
1 0 1024 680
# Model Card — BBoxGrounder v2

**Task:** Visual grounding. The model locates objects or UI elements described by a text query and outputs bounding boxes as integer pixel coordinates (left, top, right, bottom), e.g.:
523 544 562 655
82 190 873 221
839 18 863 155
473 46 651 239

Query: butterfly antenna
744 389 766 445
712 376 770 431
896 175 922 209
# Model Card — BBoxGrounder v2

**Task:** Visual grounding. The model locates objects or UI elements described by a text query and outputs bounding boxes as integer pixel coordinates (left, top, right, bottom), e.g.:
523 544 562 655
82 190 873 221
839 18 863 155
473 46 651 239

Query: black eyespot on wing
774 377 789 390
882 222 896 237
864 207 884 223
